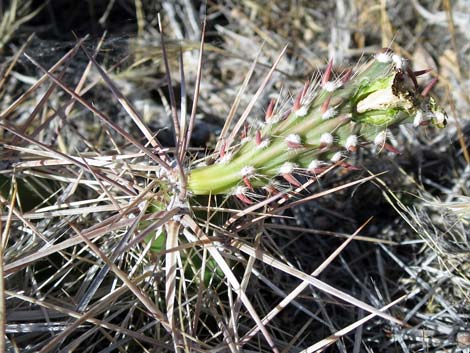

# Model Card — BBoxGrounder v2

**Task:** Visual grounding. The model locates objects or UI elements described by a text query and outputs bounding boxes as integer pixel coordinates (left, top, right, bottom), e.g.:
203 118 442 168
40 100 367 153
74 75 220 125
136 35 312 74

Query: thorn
281 109 292 121
286 141 303 149
383 143 402 155
255 130 262 145
294 89 302 111
234 186 253 204
242 176 254 190
421 77 438 97
301 80 310 99
322 58 334 87
341 68 353 83
265 98 276 121
294 83 310 117
241 123 249 139
264 184 280 195
414 68 432 77
282 173 301 187
256 138 270 149
340 162 361 171
406 66 418 89
265 184 291 201
235 193 253 205
320 95 332 114
220 141 226 158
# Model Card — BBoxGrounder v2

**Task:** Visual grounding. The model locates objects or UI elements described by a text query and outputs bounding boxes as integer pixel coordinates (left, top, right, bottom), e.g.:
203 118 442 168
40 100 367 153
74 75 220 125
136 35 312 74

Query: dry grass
0 0 469 352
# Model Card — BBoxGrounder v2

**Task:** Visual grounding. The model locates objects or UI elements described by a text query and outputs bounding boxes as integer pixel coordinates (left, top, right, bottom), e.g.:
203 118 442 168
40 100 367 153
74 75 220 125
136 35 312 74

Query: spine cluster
187 50 447 198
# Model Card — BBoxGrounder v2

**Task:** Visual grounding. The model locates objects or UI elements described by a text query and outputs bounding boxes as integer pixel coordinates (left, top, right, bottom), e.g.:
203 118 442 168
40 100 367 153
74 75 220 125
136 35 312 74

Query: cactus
1 36 450 352
187 50 446 199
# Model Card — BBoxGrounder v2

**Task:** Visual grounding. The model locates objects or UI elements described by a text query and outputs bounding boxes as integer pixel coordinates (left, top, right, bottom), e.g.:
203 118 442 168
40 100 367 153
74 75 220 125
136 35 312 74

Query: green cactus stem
187 50 447 196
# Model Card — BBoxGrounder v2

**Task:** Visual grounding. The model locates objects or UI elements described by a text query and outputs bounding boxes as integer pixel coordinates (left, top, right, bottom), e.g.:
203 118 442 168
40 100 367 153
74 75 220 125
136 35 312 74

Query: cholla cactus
187 49 446 199
0 33 450 352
